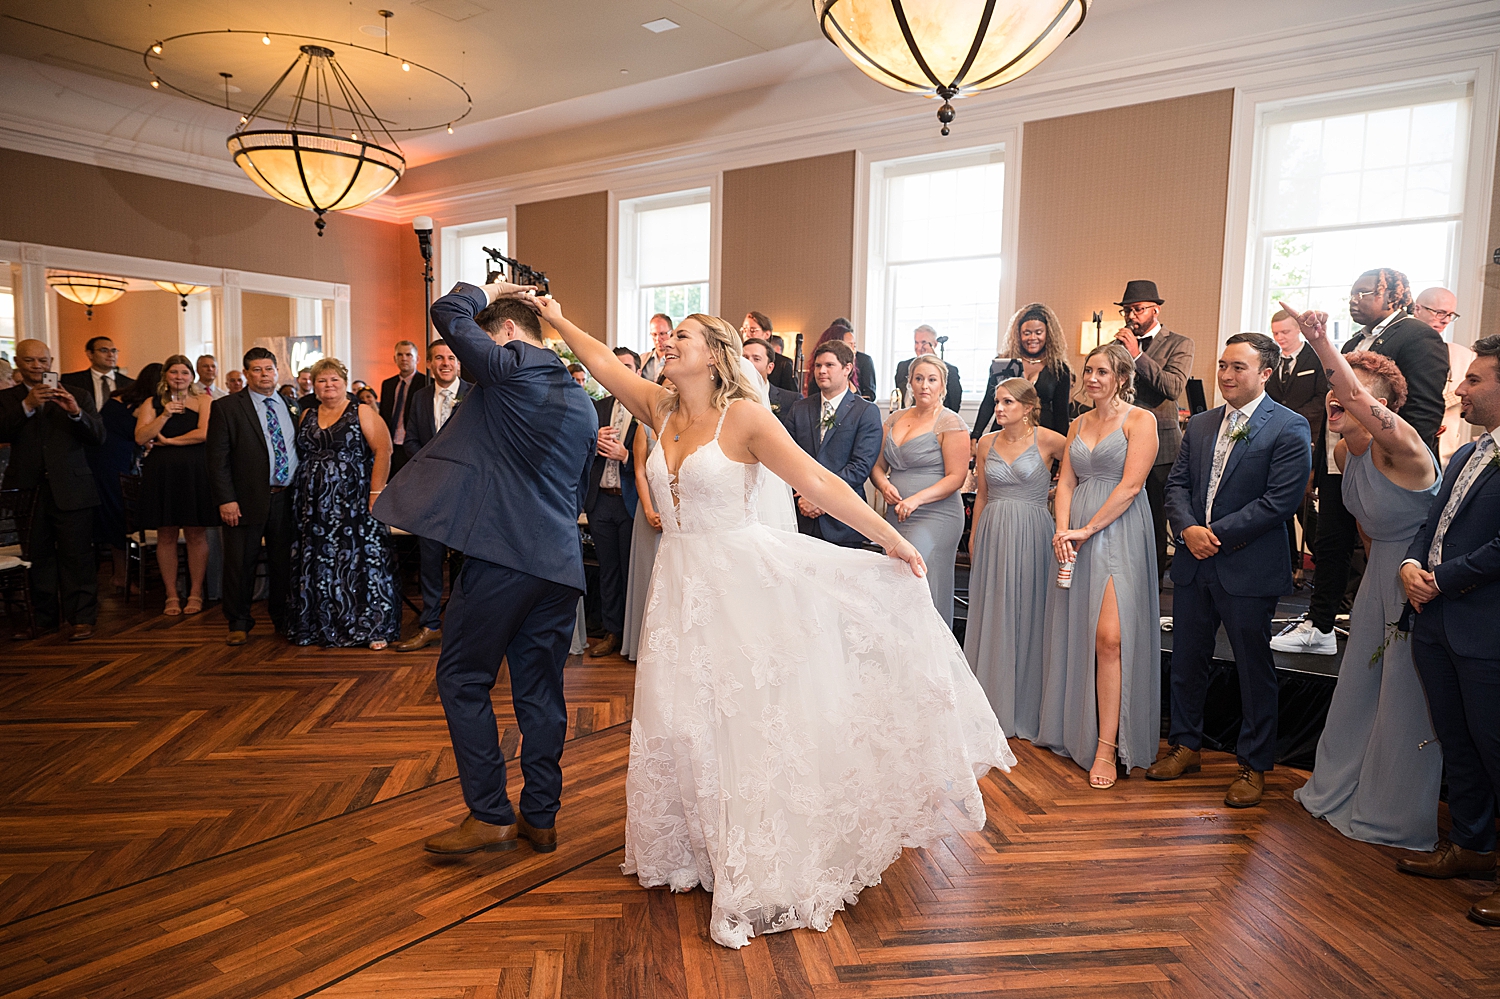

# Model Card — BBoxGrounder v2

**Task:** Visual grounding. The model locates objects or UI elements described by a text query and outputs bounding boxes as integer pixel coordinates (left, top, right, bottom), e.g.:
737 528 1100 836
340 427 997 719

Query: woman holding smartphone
134 354 217 615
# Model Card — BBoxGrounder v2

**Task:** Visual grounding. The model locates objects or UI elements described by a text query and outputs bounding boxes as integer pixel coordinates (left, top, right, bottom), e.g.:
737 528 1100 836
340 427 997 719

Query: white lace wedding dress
622 401 1015 949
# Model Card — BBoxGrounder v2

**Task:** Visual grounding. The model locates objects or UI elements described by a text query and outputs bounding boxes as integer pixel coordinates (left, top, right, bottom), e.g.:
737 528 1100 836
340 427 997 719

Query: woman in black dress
972 304 1073 438
134 355 217 615
286 357 401 649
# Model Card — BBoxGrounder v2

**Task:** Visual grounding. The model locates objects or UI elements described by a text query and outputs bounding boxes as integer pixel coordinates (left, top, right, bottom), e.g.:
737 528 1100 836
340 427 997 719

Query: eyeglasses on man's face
1416 304 1460 322
1349 290 1380 303
89 345 119 355
1118 304 1157 318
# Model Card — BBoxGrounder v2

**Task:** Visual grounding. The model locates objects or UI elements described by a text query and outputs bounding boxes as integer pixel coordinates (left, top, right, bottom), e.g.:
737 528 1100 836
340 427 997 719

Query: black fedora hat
1116 280 1164 306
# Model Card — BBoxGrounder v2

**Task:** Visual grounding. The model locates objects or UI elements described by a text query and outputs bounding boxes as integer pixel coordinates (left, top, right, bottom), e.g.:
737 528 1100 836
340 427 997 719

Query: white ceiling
0 0 824 130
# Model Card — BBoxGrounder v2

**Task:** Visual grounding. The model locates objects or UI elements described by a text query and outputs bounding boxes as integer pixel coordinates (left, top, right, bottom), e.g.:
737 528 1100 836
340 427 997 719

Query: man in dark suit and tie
1276 267 1449 656
1150 333 1312 807
582 347 643 659
1396 334 1500 923
376 281 597 856
392 339 471 652
742 338 799 425
2 339 107 640
1265 308 1328 580
1112 280 1196 583
894 325 963 412
207 347 300 646
787 340 883 546
61 336 134 412
379 340 428 478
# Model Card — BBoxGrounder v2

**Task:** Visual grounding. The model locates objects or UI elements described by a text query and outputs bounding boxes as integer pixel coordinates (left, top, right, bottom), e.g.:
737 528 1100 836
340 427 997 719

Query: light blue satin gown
882 409 967 626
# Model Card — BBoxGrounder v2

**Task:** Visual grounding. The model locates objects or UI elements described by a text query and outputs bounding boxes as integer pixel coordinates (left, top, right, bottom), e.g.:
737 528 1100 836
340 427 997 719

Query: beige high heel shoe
1090 738 1122 789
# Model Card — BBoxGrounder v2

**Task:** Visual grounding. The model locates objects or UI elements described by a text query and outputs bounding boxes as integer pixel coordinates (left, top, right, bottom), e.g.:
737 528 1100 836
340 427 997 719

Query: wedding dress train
622 401 1014 948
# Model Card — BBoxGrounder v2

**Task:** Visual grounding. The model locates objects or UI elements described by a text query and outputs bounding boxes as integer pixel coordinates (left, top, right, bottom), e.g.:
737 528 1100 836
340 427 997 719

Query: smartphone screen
42 372 59 389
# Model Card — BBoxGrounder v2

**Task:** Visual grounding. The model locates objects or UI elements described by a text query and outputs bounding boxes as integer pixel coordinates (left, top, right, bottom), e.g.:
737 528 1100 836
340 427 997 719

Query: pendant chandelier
47 272 128 320
228 44 405 235
816 0 1089 134
153 280 210 310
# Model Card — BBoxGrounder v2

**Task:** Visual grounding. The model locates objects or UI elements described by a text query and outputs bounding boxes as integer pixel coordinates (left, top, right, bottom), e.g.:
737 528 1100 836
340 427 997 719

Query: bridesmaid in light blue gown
1038 343 1161 788
965 378 1068 739
871 355 970 626
621 420 661 661
1290 315 1443 851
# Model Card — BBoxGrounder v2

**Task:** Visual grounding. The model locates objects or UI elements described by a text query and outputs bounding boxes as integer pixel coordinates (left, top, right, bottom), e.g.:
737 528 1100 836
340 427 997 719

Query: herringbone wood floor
2 586 1495 998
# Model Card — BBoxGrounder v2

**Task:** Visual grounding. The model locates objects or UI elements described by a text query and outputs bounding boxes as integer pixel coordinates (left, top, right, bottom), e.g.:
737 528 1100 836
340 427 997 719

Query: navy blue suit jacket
374 284 598 591
584 395 638 519
1164 397 1311 597
1405 439 1500 659
787 391 883 546
402 378 472 458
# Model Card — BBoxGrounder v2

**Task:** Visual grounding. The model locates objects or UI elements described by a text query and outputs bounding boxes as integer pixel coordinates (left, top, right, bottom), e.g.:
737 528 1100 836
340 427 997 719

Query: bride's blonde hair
655 314 761 422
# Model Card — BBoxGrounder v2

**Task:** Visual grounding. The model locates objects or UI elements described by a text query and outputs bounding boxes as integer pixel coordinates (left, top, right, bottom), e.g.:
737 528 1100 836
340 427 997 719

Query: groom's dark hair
476 298 543 341
1225 331 1279 372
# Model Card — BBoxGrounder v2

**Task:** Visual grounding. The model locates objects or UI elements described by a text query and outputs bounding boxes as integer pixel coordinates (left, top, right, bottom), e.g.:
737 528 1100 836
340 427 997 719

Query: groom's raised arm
431 282 525 388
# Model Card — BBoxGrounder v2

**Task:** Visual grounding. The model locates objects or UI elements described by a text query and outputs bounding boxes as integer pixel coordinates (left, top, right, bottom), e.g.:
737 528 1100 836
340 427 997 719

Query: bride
529 292 1014 949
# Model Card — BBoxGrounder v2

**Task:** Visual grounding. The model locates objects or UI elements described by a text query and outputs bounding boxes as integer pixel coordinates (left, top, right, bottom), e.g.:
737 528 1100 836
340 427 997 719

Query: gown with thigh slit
881 408 967 626
963 434 1055 740
1293 446 1442 850
623 401 1014 949
1036 427 1160 772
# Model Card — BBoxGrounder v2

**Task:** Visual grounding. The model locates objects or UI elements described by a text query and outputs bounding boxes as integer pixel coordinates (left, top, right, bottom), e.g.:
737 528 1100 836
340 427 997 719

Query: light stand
412 216 435 371
936 335 948 361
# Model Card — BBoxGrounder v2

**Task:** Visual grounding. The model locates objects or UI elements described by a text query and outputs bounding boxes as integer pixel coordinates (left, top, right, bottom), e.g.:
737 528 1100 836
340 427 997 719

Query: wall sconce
1080 316 1127 354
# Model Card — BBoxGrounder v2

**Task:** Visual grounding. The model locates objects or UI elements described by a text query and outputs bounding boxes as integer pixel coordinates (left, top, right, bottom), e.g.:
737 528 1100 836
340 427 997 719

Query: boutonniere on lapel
820 409 837 432
1489 451 1500 471
1227 422 1251 444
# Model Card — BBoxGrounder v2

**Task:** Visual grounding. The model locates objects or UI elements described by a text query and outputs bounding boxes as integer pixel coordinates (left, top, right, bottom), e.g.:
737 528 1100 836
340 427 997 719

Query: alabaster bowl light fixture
227 44 405 235
153 280 211 310
816 0 1089 134
47 271 129 320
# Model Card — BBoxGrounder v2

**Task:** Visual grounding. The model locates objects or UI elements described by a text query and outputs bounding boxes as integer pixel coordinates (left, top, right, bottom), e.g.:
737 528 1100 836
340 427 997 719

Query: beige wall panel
57 290 179 376
0 148 424 387
516 192 609 342
1016 90 1234 385
721 151 856 361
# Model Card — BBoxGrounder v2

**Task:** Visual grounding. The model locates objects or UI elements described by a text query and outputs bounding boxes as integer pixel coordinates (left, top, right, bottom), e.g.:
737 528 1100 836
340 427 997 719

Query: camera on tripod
482 246 550 294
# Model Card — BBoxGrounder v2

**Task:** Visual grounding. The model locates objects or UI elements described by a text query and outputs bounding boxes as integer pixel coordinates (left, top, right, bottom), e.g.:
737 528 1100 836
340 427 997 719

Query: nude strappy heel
1090 738 1122 789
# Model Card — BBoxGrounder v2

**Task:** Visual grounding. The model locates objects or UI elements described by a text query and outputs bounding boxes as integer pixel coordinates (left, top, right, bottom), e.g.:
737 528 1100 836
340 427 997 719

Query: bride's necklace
1000 425 1030 445
671 407 713 443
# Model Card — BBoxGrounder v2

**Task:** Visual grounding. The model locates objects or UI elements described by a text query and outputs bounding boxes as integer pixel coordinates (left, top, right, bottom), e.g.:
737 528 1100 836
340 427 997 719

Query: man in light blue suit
1151 332 1312 808
786 340 883 546
375 280 597 856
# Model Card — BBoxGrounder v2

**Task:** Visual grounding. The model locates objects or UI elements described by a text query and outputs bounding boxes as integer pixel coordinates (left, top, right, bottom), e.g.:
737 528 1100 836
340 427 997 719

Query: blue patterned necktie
264 395 290 486
1206 409 1244 522
1429 433 1495 566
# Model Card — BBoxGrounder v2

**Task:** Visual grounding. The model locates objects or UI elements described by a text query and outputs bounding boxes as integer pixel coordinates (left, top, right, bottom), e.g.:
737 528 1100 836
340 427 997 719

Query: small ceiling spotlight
152 40 163 54
150 78 160 88
401 60 410 71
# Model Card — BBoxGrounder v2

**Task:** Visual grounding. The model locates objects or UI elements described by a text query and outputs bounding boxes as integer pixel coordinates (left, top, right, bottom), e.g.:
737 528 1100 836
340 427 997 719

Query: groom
1151 332 1311 806
375 281 597 854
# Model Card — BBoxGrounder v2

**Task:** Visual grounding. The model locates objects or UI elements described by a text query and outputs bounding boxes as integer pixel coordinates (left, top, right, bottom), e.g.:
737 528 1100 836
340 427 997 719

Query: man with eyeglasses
61 336 133 412
741 311 800 394
1273 267 1448 656
639 313 674 384
1112 280 1195 582
1415 286 1477 464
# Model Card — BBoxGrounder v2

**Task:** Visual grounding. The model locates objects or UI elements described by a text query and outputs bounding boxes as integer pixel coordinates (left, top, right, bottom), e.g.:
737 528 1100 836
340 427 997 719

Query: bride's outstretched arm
529 294 668 429
736 403 926 577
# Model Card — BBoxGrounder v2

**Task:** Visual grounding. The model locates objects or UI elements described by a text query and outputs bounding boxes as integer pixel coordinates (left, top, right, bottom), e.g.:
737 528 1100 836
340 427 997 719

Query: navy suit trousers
1168 558 1281 771
436 556 579 828
589 492 632 636
417 536 449 631
1412 599 1500 852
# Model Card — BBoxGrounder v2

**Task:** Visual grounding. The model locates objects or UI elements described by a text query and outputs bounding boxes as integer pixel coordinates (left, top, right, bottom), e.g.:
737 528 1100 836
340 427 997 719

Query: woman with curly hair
973 303 1073 437
1284 300 1443 852
1037 341 1160 789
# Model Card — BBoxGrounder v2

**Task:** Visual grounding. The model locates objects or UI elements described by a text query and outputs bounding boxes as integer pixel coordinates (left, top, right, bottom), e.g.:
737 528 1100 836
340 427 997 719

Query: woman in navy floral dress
287 357 402 649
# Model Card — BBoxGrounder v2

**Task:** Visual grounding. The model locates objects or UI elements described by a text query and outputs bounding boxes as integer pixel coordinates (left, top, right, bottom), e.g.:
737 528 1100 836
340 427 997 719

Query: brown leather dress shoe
394 626 442 652
1224 765 1265 808
1470 887 1500 926
587 633 620 658
1396 841 1497 880
518 817 558 853
424 816 519 855
226 630 248 646
1145 745 1201 781
68 623 94 642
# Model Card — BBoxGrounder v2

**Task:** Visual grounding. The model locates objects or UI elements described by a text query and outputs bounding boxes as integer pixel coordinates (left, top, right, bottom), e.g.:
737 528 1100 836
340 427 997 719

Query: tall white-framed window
1247 81 1471 340
441 218 510 291
865 147 1005 403
179 292 214 362
616 188 710 355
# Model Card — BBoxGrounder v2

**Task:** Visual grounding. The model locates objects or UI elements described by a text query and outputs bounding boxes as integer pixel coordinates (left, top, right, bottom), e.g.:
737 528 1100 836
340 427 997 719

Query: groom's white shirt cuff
1400 558 1442 593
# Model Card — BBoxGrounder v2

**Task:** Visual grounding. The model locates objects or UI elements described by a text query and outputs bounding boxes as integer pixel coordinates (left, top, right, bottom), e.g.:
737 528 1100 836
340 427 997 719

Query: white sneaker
1269 619 1338 655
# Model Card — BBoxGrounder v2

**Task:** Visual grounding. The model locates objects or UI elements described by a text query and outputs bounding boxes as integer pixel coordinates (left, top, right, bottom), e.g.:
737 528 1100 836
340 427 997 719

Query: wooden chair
0 488 37 639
